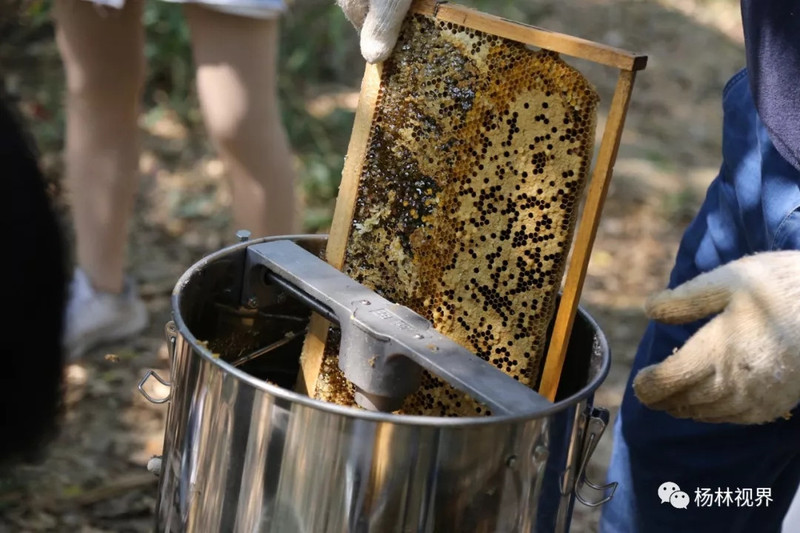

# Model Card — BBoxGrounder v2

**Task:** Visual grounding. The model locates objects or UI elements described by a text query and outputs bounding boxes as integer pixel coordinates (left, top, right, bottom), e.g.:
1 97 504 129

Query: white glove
337 0 413 63
632 251 800 424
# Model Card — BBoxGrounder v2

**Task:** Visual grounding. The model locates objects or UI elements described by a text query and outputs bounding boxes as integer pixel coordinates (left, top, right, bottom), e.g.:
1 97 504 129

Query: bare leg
183 4 298 238
55 0 145 293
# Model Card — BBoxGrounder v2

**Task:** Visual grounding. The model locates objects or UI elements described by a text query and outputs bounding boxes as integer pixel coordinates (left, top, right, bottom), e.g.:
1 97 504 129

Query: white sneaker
64 268 149 360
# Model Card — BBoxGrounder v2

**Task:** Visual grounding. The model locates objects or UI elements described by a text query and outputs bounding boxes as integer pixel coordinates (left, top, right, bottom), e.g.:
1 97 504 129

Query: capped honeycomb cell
313 12 599 416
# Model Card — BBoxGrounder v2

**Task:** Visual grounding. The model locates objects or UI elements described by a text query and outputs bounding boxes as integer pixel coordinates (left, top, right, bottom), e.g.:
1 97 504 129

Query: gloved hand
632 251 800 424
337 0 413 63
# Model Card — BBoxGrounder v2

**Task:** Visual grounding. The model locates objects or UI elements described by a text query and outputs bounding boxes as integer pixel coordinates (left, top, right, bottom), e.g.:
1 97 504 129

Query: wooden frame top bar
412 0 648 72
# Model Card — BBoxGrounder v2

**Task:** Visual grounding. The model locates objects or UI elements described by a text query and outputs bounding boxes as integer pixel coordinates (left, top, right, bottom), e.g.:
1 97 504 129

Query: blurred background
0 0 744 530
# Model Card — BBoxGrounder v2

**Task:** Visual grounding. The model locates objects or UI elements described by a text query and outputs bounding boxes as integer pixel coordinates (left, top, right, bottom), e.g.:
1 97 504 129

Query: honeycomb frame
298 0 647 411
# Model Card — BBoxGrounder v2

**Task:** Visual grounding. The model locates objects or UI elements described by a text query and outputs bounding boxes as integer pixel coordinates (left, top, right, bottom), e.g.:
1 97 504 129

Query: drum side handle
137 321 176 404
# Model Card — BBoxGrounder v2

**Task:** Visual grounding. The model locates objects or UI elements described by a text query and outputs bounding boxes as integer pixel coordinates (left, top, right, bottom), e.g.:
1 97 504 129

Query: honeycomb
313 13 599 416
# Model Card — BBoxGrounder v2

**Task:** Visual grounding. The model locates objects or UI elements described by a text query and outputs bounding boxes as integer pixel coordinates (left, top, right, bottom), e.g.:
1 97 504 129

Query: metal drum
144 235 615 533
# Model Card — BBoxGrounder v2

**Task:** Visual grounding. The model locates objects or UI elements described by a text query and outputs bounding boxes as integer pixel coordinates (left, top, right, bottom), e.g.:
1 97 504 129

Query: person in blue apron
599 2 800 531
338 1 800 530
56 0 298 360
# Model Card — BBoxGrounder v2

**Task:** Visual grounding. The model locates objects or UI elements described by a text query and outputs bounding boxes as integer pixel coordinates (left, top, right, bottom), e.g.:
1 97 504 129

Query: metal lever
243 240 552 415
574 407 617 507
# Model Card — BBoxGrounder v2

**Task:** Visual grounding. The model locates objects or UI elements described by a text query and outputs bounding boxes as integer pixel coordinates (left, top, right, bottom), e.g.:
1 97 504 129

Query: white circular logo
658 481 681 504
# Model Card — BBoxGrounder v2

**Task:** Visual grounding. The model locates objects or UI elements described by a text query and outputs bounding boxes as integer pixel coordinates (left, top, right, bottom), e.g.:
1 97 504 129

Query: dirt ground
1 0 749 531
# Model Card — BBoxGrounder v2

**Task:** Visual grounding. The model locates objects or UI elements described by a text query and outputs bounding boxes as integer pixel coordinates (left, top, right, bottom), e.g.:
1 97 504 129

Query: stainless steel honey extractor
144 235 615 533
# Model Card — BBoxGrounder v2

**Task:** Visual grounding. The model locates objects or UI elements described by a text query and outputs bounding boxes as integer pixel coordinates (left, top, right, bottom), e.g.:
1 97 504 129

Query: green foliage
662 188 699 224
280 0 363 85
0 0 63 153
276 1 363 231
2 0 52 41
142 2 194 115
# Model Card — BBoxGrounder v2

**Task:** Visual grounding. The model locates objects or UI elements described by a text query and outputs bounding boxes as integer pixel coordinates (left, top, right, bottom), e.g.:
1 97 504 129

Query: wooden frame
298 0 647 402
296 61 384 396
538 68 639 400
414 0 647 71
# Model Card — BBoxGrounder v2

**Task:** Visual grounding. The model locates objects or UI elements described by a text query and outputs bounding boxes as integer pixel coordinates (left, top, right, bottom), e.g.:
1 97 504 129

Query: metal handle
138 370 172 404
574 407 617 507
243 240 553 415
137 321 177 404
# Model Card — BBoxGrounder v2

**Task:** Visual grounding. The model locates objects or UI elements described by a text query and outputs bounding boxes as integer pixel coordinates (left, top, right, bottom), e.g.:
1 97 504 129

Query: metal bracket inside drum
241 239 552 415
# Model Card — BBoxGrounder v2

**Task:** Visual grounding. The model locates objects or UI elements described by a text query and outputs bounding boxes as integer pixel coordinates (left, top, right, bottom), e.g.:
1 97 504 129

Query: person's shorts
85 0 286 19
